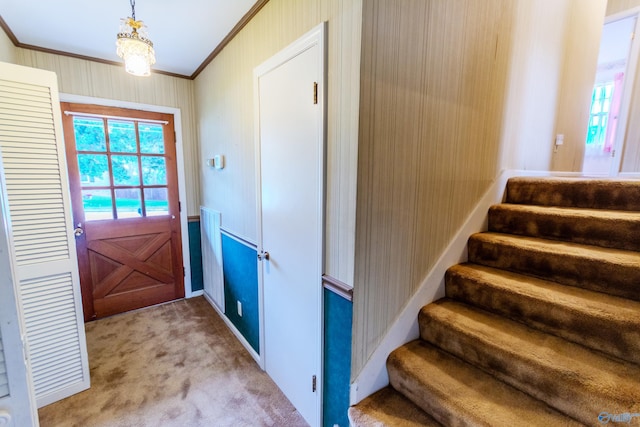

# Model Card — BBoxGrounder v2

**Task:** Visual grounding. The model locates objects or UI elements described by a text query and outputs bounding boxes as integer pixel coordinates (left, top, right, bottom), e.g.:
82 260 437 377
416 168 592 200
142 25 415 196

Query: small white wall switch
206 155 225 169
555 134 564 146
214 155 225 169
237 300 242 317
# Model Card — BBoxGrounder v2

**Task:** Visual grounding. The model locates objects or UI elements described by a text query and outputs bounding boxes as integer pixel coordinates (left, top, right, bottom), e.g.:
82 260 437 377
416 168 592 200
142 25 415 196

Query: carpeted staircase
349 177 640 426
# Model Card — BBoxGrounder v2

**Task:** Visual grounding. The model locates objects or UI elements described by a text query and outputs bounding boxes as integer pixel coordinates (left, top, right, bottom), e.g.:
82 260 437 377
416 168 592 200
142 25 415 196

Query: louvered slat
0 137 60 147
0 79 50 94
0 104 71 264
20 273 84 397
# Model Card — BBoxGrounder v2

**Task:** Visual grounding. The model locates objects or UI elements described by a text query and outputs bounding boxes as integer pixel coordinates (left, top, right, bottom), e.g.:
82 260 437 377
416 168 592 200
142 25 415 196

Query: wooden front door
61 103 184 321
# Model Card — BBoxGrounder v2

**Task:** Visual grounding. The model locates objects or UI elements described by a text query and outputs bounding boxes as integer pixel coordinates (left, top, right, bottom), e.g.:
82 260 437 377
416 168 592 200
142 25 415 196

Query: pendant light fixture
116 0 156 77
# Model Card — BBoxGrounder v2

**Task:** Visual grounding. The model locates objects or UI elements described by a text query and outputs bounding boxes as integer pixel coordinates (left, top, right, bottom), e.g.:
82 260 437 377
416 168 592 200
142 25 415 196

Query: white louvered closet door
0 150 38 426
0 62 89 408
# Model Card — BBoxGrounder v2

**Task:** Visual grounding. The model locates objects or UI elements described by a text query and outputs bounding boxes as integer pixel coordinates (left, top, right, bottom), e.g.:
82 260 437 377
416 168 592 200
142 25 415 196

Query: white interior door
0 153 38 427
255 24 326 427
583 12 639 175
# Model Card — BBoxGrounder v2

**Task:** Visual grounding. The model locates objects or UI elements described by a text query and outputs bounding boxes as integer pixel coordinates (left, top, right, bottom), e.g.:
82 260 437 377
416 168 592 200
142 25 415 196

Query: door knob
257 251 270 261
74 226 84 237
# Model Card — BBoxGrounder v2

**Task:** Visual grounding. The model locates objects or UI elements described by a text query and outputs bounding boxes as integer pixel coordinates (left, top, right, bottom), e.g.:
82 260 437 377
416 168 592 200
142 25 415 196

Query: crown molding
0 0 270 81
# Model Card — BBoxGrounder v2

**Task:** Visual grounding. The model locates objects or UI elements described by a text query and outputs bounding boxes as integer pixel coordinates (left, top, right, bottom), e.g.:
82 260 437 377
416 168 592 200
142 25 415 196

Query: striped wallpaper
14 49 201 216
1 0 612 386
195 0 362 285
551 0 607 172
607 0 640 15
352 0 514 377
0 28 15 64
351 0 606 378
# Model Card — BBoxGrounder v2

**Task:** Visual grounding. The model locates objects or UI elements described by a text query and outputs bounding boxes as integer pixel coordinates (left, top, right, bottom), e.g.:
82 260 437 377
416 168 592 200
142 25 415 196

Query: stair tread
388 340 581 426
468 232 640 301
447 263 640 321
488 203 640 251
420 300 640 422
471 231 640 264
348 387 442 427
491 203 640 221
507 177 640 187
446 264 640 364
506 177 640 210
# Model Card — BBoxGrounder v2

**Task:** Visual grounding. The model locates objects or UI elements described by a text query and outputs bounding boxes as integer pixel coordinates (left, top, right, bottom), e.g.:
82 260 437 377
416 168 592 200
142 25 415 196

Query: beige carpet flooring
38 297 308 427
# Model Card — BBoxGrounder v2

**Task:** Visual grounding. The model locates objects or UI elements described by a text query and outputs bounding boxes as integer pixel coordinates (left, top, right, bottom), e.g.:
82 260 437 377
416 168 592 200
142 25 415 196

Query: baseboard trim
202 292 261 365
618 172 640 179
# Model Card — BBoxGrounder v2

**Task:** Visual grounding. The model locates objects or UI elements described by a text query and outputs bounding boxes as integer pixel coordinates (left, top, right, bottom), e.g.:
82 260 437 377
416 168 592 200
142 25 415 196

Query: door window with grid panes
72 117 170 220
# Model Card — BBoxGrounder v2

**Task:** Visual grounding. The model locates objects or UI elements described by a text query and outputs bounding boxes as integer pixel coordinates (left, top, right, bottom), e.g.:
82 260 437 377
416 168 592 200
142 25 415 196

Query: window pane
115 189 142 218
139 123 165 154
108 120 137 153
141 156 167 185
73 117 106 152
144 188 169 216
112 155 140 186
82 189 113 221
78 154 110 186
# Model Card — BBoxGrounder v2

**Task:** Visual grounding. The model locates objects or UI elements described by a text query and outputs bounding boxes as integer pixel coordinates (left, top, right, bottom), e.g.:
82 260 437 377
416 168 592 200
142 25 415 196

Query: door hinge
174 131 177 142
183 267 186 277
313 82 318 105
179 201 182 212
612 149 616 158
312 375 317 392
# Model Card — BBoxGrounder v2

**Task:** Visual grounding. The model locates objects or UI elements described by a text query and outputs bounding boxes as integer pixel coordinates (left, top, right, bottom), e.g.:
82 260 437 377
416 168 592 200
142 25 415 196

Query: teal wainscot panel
222 233 260 353
188 218 203 292
323 287 353 427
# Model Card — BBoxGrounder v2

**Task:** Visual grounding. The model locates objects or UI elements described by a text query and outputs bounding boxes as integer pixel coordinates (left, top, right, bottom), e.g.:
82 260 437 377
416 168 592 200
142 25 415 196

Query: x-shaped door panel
88 231 173 299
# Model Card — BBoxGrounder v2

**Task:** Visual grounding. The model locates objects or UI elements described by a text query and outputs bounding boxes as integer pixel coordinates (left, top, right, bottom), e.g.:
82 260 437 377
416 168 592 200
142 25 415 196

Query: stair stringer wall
350 169 584 404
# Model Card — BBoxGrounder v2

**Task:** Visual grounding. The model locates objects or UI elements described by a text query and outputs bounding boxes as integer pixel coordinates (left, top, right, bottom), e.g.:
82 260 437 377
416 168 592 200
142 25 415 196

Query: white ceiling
0 0 259 77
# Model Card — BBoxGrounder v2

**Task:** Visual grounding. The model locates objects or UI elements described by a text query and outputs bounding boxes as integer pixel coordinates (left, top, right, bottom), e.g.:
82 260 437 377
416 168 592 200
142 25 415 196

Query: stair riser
347 387 441 427
387 363 468 427
488 207 640 252
506 179 640 210
419 309 639 425
468 238 640 301
445 269 640 365
387 342 579 426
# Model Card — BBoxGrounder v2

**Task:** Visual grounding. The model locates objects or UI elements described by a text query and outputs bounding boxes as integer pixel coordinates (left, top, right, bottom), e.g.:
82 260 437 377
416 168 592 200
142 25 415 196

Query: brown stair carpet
445 263 640 365
488 204 640 251
349 177 640 426
505 177 640 210
348 387 442 427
